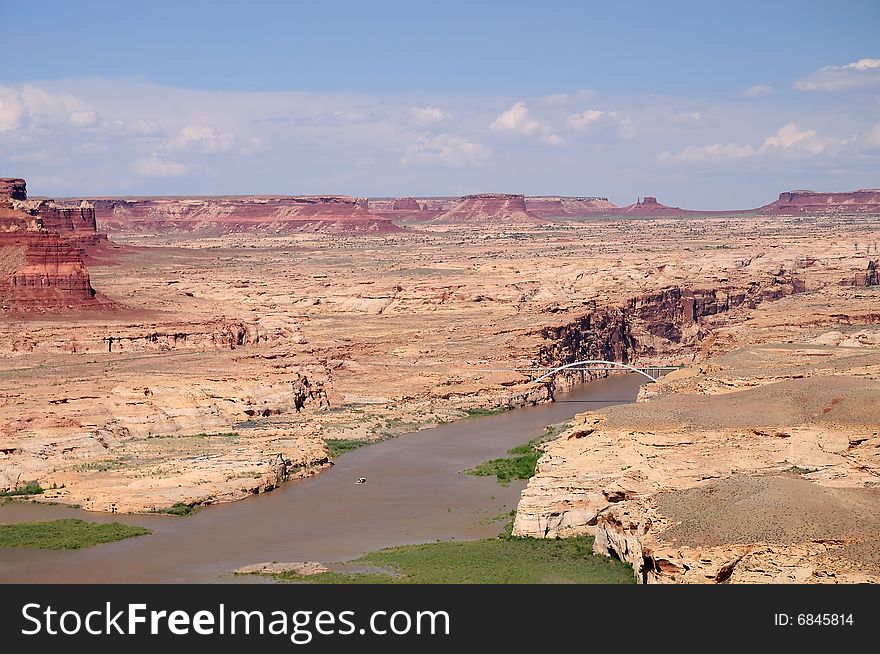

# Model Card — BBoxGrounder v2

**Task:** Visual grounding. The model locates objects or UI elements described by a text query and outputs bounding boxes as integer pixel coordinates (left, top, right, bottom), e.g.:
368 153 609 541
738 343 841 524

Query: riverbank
0 374 644 583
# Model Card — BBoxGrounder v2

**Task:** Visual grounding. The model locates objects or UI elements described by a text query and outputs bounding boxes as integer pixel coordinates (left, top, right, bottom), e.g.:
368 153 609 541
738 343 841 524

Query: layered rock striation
759 189 880 215
1 178 107 312
433 193 541 223
91 195 403 234
525 196 616 217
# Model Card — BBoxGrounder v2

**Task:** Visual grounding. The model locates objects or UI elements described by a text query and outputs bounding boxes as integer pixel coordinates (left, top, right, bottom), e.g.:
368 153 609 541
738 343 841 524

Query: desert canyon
2 177 879 583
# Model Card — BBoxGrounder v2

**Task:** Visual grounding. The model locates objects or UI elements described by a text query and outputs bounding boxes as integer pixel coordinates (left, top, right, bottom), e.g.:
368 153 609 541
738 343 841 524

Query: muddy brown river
0 375 643 583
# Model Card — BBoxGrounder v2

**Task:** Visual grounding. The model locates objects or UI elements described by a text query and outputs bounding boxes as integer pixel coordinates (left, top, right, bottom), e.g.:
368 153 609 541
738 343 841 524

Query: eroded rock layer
525 196 617 217
434 193 541 223
760 189 880 215
91 196 403 234
515 289 880 583
1 178 107 313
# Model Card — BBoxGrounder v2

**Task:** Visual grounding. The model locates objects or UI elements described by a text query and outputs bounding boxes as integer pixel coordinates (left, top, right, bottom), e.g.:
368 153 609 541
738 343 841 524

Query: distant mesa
525 196 616 217
433 193 542 223
758 189 880 215
0 178 112 314
611 195 695 216
87 195 404 235
391 197 421 211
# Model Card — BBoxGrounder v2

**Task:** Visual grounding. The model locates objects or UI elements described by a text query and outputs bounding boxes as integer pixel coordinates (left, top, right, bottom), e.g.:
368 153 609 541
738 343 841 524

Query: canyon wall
533 271 804 380
90 196 403 234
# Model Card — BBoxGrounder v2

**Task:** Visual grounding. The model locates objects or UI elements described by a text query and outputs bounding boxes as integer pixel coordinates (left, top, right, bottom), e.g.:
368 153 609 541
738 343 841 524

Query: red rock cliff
434 193 541 223
0 178 106 313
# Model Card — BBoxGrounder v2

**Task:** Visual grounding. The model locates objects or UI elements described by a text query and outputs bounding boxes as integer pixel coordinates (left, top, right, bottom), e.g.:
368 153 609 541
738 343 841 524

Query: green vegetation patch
273 536 634 584
0 481 44 497
463 407 507 418
466 421 572 485
466 445 542 485
157 502 194 516
0 519 151 549
324 438 372 459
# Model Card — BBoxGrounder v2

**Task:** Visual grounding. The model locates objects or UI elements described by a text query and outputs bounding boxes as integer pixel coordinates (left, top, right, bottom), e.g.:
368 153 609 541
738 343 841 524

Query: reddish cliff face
0 178 107 313
759 189 880 215
0 179 27 202
434 193 542 223
525 196 617 217
391 197 421 211
89 196 403 234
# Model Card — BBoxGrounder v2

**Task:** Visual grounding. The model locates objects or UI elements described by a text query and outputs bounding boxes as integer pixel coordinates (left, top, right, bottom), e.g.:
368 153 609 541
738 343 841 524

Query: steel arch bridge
528 360 664 384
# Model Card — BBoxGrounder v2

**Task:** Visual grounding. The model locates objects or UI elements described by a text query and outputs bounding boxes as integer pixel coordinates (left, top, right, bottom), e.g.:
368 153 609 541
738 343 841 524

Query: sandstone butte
1 177 879 583
0 179 111 314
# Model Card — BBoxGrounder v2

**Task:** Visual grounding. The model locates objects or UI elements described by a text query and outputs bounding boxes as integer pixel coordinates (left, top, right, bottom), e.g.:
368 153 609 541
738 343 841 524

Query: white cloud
402 134 491 167
68 110 101 128
743 84 776 97
859 124 880 150
409 106 447 125
658 122 850 163
133 155 189 177
567 109 635 139
122 118 164 136
760 122 850 155
166 125 234 153
657 142 756 163
491 101 542 135
794 58 880 92
567 110 605 130
0 90 27 131
490 101 561 144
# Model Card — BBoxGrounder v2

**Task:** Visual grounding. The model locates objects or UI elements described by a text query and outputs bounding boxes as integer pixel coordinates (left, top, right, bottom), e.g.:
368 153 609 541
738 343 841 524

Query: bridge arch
529 360 659 384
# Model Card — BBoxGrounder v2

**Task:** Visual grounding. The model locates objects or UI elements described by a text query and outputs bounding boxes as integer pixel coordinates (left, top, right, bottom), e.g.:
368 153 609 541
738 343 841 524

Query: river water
0 374 643 583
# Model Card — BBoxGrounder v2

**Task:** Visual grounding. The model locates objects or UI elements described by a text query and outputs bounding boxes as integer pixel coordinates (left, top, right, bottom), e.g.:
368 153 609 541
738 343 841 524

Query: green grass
465 421 572 486
157 502 193 516
272 535 634 584
0 481 44 497
324 438 372 459
466 446 542 485
0 519 151 549
463 407 507 418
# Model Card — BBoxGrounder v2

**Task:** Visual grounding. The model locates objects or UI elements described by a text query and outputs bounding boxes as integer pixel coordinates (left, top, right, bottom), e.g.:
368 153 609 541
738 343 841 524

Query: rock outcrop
391 197 421 211
525 196 617 217
609 196 698 216
0 178 27 202
433 193 541 223
759 189 880 215
839 260 879 287
534 272 804 384
1 178 108 313
514 350 880 584
90 195 403 234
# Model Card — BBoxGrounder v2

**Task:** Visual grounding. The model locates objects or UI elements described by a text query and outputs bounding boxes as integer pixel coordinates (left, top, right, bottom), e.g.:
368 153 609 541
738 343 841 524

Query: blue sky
1 0 878 207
